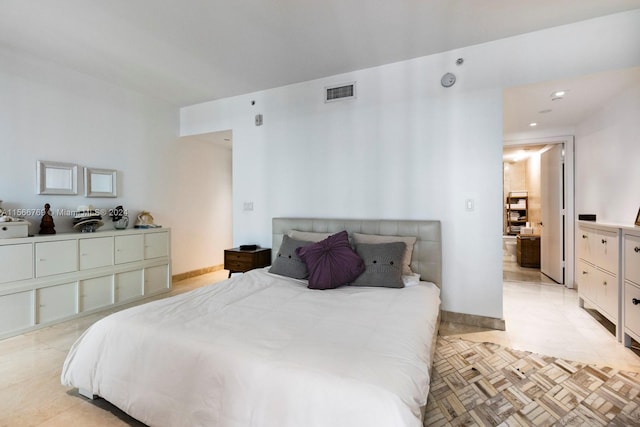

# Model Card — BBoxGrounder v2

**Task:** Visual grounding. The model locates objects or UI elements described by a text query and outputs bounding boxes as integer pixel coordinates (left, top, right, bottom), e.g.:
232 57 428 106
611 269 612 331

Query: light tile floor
0 269 229 427
3 264 640 426
441 257 640 372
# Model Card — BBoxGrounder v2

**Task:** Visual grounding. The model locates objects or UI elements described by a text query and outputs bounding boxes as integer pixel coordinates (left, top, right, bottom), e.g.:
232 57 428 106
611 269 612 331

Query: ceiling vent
325 82 356 102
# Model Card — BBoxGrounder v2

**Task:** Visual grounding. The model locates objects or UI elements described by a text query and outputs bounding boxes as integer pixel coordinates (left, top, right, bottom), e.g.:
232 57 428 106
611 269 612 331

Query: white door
541 144 564 283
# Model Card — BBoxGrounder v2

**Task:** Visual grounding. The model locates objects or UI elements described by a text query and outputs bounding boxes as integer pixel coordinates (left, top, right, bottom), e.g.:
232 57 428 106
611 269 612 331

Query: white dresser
576 221 621 340
0 228 171 339
622 227 640 347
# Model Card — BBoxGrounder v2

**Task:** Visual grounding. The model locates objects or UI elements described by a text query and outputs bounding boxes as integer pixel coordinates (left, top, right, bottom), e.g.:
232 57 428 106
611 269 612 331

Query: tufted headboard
272 218 442 288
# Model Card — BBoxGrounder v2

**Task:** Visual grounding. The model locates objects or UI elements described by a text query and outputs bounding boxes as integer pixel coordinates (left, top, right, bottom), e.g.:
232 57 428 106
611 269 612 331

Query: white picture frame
36 161 78 195
84 167 117 198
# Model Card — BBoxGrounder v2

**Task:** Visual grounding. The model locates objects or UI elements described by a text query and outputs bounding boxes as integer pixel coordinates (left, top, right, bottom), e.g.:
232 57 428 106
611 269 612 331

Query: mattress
61 268 441 427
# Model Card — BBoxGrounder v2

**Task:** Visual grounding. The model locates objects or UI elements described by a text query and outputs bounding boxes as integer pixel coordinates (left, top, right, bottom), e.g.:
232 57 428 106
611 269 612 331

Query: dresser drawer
625 282 640 338
225 258 253 272
115 234 144 264
36 240 78 277
0 243 33 283
79 237 113 270
624 233 640 286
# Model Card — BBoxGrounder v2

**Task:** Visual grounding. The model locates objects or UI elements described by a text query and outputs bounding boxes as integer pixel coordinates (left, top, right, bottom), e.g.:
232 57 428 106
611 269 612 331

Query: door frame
503 135 575 288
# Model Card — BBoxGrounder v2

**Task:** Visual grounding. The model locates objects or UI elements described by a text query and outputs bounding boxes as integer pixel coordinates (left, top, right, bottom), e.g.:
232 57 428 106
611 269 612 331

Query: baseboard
172 264 224 282
441 310 506 331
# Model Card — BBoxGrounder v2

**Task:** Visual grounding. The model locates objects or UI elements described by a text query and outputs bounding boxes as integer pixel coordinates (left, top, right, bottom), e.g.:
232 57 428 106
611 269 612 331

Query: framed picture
635 208 640 226
36 160 78 195
84 167 117 198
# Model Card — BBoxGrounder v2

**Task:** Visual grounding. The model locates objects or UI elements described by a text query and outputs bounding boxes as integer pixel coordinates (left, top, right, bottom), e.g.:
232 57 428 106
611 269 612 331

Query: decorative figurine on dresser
135 211 160 228
110 205 129 229
39 203 56 235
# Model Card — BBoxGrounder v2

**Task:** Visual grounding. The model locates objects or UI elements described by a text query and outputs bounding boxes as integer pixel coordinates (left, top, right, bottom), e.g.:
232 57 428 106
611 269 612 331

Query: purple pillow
296 230 365 290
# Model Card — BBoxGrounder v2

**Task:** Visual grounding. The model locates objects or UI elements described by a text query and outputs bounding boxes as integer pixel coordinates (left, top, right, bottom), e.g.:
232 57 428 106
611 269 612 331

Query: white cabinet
115 234 144 264
115 270 143 303
577 260 595 303
624 232 640 286
79 275 113 312
622 229 640 347
0 243 33 283
0 291 33 335
145 232 169 259
36 240 77 277
0 228 171 339
79 237 113 270
37 282 77 324
144 264 169 295
577 222 621 339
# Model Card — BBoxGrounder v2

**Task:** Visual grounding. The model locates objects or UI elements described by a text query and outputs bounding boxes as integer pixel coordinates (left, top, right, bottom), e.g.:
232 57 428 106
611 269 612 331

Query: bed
61 218 442 427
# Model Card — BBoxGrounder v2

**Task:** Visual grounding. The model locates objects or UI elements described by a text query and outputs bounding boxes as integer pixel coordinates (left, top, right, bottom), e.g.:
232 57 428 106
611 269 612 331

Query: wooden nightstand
224 247 272 277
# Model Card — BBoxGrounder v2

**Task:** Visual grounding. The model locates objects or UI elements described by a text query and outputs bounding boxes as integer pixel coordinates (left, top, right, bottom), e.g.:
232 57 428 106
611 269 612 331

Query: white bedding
61 268 440 427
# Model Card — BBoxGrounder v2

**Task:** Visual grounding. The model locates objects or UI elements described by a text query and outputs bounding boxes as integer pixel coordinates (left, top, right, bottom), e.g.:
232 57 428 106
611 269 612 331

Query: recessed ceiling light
551 90 567 101
529 122 538 127
538 109 552 114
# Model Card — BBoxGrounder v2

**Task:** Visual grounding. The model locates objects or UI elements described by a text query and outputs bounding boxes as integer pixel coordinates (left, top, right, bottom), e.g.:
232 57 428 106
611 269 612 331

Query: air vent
325 82 356 102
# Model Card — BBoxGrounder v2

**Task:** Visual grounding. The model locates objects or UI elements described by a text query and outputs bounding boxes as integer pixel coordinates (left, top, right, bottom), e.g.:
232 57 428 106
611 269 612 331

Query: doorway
502 137 575 288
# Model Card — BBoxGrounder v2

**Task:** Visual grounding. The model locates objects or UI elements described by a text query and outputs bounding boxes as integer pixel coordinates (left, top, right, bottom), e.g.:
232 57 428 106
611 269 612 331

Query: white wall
575 81 640 224
181 10 640 320
0 48 232 276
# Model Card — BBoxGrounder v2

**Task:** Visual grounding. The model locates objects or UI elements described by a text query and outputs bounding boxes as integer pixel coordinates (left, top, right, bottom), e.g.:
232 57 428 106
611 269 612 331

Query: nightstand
224 247 272 277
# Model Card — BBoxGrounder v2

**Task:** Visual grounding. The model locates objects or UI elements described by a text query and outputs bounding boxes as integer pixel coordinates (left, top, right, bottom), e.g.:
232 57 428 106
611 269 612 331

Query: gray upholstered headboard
272 218 442 288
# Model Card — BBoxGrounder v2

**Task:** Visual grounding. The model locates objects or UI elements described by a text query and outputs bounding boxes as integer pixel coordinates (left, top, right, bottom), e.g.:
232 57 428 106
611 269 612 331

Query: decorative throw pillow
295 230 365 290
351 233 416 275
269 235 313 279
351 242 405 288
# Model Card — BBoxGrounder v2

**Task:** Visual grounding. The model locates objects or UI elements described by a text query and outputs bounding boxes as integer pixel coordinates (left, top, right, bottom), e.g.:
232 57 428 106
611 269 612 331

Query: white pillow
351 232 417 275
402 273 421 287
287 230 333 242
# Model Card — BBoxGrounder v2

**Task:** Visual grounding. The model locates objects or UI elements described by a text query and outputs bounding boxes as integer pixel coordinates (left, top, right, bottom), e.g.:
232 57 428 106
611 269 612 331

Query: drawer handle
635 246 640 253
601 239 607 245
633 298 640 306
603 281 607 286
582 235 588 239
582 271 588 275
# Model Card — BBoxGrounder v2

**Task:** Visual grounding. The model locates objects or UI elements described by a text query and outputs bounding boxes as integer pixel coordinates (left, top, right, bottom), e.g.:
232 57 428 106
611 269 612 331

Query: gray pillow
351 242 405 288
269 235 313 279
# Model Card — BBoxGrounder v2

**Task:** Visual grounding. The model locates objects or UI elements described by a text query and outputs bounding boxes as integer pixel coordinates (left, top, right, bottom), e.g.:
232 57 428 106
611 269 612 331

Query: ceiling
1 1 639 135
504 66 640 136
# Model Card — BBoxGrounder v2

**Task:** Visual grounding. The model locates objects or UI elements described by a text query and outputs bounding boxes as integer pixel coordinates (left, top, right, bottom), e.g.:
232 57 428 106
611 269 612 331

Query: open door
540 144 564 283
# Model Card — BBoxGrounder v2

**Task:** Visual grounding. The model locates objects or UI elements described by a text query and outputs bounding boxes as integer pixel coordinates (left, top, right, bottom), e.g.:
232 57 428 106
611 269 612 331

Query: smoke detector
441 72 456 88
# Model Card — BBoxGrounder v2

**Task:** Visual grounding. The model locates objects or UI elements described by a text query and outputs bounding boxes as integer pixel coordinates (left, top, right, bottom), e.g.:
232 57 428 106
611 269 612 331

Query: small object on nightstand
224 247 271 278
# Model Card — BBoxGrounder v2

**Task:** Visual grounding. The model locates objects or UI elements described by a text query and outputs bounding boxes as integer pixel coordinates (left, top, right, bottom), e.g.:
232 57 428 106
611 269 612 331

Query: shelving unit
0 228 172 339
505 191 528 235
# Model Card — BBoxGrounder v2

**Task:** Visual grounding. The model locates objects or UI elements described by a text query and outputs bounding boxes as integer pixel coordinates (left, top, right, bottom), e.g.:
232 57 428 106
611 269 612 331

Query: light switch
465 199 474 212
243 202 254 211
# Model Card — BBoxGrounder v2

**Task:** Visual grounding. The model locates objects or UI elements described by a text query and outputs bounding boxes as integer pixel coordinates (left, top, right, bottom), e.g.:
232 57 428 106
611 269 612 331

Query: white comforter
61 268 441 427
